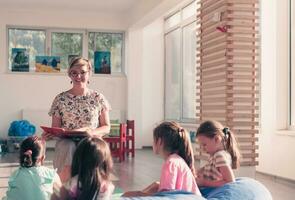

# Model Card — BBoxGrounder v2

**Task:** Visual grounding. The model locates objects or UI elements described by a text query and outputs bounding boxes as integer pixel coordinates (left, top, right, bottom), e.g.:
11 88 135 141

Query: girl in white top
196 120 241 187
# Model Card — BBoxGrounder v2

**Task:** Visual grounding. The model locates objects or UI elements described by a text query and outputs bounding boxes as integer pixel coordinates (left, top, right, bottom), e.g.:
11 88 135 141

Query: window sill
276 130 295 136
6 71 126 77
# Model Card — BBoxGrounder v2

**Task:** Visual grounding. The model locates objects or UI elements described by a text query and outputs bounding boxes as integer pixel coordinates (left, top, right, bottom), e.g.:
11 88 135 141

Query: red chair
126 120 135 157
103 123 127 162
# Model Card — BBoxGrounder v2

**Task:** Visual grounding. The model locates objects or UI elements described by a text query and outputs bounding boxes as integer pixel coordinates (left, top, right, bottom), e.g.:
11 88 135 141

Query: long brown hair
196 120 241 169
71 137 113 200
153 121 196 176
19 136 44 168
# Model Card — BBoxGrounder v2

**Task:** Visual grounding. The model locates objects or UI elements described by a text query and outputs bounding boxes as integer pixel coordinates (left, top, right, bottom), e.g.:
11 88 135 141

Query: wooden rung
227 121 259 126
198 82 258 88
228 60 259 65
198 74 226 82
200 53 226 63
199 0 226 14
227 37 259 43
227 21 259 28
197 83 226 90
197 48 226 58
226 14 259 20
227 74 258 80
199 45 227 56
227 113 259 118
199 37 227 50
197 56 226 65
197 97 226 103
227 44 259 50
200 60 228 69
196 113 226 117
233 129 259 134
236 137 258 142
242 153 259 158
198 66 228 75
197 89 227 96
239 145 258 150
227 6 259 12
227 29 259 34
240 161 259 166
227 105 259 110
225 97 259 102
198 6 227 18
227 0 259 4
197 34 226 45
226 90 259 94
196 105 227 110
226 52 259 57
197 31 225 43
200 19 226 31
226 67 259 73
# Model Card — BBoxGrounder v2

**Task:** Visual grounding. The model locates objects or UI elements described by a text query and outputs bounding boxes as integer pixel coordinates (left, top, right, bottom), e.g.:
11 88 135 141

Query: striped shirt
201 150 232 181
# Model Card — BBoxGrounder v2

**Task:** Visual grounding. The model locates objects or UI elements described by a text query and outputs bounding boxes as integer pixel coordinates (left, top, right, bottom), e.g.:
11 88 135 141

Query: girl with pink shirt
123 121 201 197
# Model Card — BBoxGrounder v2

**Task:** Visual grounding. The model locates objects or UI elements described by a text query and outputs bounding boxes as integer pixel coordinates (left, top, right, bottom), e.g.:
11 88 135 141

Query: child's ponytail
20 136 44 168
223 128 241 169
178 128 196 176
154 122 196 176
22 150 33 167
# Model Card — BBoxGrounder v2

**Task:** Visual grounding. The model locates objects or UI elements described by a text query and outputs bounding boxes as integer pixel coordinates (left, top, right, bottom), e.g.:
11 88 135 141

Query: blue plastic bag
8 120 36 137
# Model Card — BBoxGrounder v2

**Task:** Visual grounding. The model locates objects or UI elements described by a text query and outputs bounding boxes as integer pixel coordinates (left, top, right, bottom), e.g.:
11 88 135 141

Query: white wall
0 9 127 136
126 0 187 147
141 19 165 147
258 0 295 180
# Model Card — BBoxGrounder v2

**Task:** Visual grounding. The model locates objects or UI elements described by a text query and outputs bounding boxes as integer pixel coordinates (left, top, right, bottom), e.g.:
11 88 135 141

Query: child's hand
41 131 54 140
196 176 205 186
142 181 159 194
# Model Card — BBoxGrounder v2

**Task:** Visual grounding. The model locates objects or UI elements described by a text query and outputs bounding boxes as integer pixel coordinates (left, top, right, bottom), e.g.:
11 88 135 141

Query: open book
40 126 87 139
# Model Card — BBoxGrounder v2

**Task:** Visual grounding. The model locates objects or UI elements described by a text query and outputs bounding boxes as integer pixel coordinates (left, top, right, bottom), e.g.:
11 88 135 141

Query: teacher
45 57 111 182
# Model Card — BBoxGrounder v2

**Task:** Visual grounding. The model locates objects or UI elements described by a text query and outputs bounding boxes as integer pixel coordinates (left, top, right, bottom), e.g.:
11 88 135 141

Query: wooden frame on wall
196 0 260 166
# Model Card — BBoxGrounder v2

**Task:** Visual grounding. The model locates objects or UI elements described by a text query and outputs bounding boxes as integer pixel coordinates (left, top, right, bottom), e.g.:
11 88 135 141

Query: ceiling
0 0 140 14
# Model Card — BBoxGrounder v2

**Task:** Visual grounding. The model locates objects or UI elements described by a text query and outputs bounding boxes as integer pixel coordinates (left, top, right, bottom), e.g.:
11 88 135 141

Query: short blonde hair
68 57 92 73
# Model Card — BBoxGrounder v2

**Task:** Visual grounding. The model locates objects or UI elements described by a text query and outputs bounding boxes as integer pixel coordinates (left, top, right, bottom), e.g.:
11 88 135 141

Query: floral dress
49 90 110 172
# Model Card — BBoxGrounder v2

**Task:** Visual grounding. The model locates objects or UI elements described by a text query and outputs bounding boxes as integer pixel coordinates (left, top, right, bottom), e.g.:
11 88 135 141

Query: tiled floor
0 149 294 199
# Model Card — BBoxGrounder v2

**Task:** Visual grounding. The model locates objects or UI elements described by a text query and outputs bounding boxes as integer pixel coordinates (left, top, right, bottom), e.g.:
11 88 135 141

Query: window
51 31 83 69
88 32 123 73
7 27 124 74
291 0 295 129
8 28 46 71
164 0 197 122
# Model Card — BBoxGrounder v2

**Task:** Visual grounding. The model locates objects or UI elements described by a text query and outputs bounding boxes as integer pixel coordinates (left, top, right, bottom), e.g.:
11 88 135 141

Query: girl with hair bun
3 136 61 200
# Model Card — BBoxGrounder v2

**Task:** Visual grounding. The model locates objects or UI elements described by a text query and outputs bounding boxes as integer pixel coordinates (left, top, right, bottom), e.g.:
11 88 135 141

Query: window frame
164 0 197 123
290 0 295 130
6 25 125 76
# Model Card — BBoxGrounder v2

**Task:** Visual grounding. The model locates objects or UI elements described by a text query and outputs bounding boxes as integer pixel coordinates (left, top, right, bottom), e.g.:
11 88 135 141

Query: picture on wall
11 48 29 72
35 56 61 72
94 51 111 74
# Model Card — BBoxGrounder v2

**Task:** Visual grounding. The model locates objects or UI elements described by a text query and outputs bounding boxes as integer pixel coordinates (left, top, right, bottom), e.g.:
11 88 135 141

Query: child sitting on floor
51 137 114 200
3 136 61 200
123 121 201 197
196 120 241 187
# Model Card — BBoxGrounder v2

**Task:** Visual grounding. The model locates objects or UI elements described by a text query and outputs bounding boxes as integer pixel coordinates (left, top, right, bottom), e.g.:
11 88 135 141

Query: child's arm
122 182 159 197
142 181 160 194
196 165 235 187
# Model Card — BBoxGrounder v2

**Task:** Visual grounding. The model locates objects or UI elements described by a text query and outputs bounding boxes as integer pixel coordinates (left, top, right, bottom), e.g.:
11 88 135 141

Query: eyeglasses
70 70 89 77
